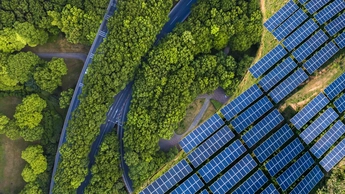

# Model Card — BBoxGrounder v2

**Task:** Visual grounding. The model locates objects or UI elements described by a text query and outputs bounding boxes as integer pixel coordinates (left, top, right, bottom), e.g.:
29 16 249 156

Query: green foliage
0 114 10 134
20 181 43 194
21 145 48 182
59 88 74 109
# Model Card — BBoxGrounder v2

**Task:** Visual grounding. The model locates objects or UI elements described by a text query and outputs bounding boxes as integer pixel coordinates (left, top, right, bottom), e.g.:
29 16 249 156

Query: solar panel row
242 109 284 148
254 124 294 163
324 73 345 100
298 0 309 4
261 184 279 194
220 84 263 121
300 108 338 144
320 138 345 172
335 32 345 49
198 140 246 183
334 94 345 113
269 68 308 103
232 170 268 194
265 138 305 176
310 120 345 158
171 174 204 194
315 0 345 25
303 42 339 74
259 57 297 92
290 93 330 130
325 12 345 36
209 154 257 194
249 45 288 78
290 166 324 194
305 0 331 14
187 126 234 168
200 190 209 194
179 114 224 153
292 30 328 62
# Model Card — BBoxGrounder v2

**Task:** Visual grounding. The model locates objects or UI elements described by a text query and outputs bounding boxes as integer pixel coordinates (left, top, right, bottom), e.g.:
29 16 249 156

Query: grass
210 99 223 110
199 103 217 125
0 96 22 119
175 99 205 135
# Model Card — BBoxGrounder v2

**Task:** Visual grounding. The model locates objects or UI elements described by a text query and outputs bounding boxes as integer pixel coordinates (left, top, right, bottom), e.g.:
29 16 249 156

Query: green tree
21 145 47 182
0 114 10 134
20 181 43 194
59 88 74 109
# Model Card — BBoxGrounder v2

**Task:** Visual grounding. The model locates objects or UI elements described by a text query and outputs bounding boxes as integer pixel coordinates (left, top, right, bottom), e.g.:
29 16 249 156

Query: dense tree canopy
20 182 43 194
21 145 48 183
59 88 74 109
0 114 10 134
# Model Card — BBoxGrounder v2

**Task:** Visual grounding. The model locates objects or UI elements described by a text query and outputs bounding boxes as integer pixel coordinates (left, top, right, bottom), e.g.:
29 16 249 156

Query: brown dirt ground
61 58 84 91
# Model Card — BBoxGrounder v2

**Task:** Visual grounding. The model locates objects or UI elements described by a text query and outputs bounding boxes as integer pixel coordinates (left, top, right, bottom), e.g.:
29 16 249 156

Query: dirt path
35 52 87 62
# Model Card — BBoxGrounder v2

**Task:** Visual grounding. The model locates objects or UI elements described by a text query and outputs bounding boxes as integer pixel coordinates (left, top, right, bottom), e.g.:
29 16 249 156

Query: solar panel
198 140 246 183
320 137 345 172
277 152 315 191
220 84 263 121
315 0 345 25
292 30 328 62
187 126 234 167
254 124 294 163
249 45 288 78
290 93 330 130
231 96 273 133
325 12 345 36
269 68 308 103
272 9 308 41
209 154 257 194
305 0 331 14
334 94 345 113
300 108 339 144
299 0 309 4
265 138 305 176
324 73 345 100
242 109 284 148
179 114 224 153
290 166 324 194
232 170 268 194
310 121 345 158
335 32 345 49
140 159 192 194
171 174 204 194
260 184 280 194
283 19 319 51
200 190 209 194
303 42 339 74
264 0 299 32
259 57 297 92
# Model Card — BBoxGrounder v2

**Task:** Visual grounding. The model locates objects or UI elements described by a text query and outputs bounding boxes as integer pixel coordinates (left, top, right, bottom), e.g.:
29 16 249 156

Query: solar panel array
187 126 234 167
303 42 339 74
220 84 263 121
200 190 209 194
335 32 345 49
292 30 328 62
198 140 246 183
249 45 288 78
242 109 284 148
325 12 345 36
334 94 345 113
261 184 279 194
320 138 345 172
298 0 309 5
232 170 268 194
269 68 308 103
171 174 204 194
290 166 324 194
305 0 331 14
315 0 345 25
324 73 345 100
209 154 257 194
179 114 224 153
300 108 339 144
290 93 330 130
310 120 345 158
140 159 192 194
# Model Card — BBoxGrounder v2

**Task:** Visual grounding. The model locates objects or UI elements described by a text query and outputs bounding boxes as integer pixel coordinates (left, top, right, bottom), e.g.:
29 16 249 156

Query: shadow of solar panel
335 32 345 49
310 120 345 158
324 73 345 100
290 93 330 130
269 68 308 103
315 0 345 25
325 13 345 36
171 174 204 194
299 0 309 4
290 166 324 194
220 84 263 121
306 0 331 14
292 30 328 62
334 94 345 113
264 0 299 32
179 114 224 153
320 138 345 172
209 154 257 194
232 170 268 194
303 42 339 74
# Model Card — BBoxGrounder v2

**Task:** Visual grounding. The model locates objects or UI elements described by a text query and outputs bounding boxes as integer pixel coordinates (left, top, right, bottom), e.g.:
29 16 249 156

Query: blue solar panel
209 154 257 194
220 84 263 121
179 114 224 153
320 138 345 172
140 159 192 194
324 73 345 100
171 174 204 194
249 45 288 78
335 32 345 49
232 170 268 194
242 109 284 148
290 93 330 130
200 190 209 194
310 121 345 158
272 9 308 41
290 166 324 194
300 108 338 144
334 94 345 113
325 12 345 36
292 30 328 62
283 19 319 51
198 140 246 183
231 96 273 133
299 0 309 4
259 57 297 92
305 0 331 14
254 124 294 163
265 138 305 176
303 42 339 74
264 0 299 32
269 68 308 103
261 184 279 194
187 126 234 167
315 0 345 25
